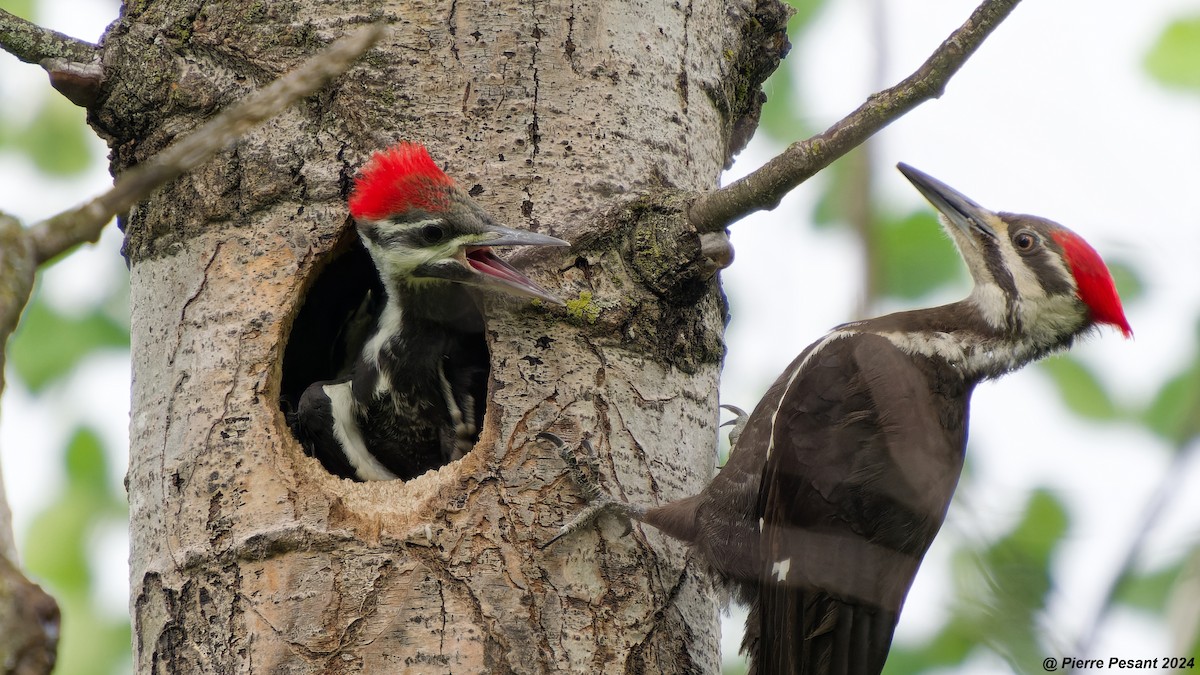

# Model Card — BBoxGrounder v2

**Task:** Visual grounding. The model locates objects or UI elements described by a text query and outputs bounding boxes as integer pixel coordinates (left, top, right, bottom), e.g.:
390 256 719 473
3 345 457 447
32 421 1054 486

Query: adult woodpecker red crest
897 163 1131 344
544 164 1130 675
290 141 568 481
1050 229 1131 336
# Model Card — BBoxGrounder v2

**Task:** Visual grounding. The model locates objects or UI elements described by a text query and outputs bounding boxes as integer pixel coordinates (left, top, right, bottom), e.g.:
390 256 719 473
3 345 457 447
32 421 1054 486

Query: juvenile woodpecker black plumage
545 164 1131 675
291 143 567 480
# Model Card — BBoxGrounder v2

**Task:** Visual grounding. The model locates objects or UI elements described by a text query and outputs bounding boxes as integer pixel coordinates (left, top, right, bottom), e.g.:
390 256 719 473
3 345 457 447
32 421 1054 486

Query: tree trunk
94 1 787 671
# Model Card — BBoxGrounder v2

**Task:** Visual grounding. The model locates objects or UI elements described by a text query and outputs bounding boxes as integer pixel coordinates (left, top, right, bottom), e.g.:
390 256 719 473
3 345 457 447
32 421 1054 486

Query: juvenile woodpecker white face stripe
349 143 568 304
359 218 457 284
290 142 570 482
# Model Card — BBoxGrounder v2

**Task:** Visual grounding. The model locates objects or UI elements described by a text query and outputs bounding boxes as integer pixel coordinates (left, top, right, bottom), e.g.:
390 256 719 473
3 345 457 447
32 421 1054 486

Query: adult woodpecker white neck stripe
541 164 1131 675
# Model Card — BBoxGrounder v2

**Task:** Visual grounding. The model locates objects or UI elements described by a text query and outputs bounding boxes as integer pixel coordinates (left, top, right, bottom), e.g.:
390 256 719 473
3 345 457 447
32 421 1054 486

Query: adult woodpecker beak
459 223 569 305
897 163 998 245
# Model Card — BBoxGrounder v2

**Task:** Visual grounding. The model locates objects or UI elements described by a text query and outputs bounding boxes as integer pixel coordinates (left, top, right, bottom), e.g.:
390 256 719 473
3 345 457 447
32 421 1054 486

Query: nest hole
281 235 489 481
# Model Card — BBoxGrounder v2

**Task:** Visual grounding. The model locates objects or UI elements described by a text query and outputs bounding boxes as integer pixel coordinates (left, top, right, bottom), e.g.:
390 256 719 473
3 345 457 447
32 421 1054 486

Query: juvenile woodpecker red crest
348 141 454 219
348 142 565 303
545 164 1129 675
291 142 568 481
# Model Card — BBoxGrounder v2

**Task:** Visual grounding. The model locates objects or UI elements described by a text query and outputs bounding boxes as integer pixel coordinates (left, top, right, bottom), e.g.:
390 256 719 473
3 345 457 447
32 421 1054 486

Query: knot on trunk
626 189 731 306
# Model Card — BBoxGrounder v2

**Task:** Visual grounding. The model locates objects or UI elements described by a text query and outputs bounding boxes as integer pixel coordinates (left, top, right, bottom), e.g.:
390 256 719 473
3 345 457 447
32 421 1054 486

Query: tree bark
94 1 786 672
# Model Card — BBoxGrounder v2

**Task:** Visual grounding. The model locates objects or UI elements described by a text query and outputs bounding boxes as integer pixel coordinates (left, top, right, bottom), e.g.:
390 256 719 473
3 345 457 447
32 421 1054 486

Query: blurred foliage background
1 0 131 672
0 0 1198 674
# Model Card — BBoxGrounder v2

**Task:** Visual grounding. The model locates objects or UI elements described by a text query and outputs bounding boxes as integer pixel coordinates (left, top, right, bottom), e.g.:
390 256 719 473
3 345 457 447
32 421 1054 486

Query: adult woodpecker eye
1013 231 1037 252
419 223 446 245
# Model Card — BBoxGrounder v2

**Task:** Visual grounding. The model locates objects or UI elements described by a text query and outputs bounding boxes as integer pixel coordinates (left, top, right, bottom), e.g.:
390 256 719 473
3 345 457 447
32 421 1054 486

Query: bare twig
25 24 386 265
689 0 1022 233
0 8 96 65
0 214 35 378
0 211 41 634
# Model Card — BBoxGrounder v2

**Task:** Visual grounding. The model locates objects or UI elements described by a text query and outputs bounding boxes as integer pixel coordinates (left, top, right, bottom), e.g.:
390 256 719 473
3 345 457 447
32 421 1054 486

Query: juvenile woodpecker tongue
466 247 564 305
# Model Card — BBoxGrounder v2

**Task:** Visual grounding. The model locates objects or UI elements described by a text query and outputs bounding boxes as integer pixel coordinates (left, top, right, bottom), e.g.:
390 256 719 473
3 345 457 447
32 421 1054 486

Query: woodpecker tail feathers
752 588 896 675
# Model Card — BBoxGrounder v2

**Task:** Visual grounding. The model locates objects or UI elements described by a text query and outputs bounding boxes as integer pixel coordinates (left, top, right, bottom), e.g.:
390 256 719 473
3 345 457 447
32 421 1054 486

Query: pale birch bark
95 1 788 672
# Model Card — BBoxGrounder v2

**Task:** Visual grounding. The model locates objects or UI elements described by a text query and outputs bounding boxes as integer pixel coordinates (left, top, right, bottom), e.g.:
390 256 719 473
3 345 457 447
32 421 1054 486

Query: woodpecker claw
719 403 749 448
537 432 644 548
719 404 747 425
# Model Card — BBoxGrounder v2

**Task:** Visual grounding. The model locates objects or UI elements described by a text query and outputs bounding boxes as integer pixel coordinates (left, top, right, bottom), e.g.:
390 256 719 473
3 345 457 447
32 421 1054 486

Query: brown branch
0 9 104 107
25 23 386 266
0 214 35 377
0 8 96 65
689 0 1022 233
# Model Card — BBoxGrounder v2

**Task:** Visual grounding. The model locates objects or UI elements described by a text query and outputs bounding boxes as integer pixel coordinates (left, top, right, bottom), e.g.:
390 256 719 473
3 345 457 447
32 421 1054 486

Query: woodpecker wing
754 332 971 675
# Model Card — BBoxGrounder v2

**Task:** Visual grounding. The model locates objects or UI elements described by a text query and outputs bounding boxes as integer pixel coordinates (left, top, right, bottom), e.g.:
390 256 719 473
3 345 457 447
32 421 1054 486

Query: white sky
2 0 1199 672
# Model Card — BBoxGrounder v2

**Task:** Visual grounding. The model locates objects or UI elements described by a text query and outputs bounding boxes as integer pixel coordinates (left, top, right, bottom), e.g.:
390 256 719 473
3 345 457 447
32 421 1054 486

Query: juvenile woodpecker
292 143 568 481
544 164 1131 675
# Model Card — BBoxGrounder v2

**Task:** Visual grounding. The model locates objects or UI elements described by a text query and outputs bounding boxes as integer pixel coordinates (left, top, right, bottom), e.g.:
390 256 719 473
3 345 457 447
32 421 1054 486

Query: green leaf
1002 489 1069 565
1038 355 1120 421
981 490 1068 667
0 0 37 21
873 210 965 300
758 61 808 143
1144 16 1200 93
889 490 1070 674
757 0 827 144
23 428 113 593
8 292 131 392
65 422 118 499
1142 358 1200 448
23 494 93 593
54 612 131 675
884 622 975 674
1113 563 1181 612
810 156 852 228
14 95 94 176
784 0 826 30
22 427 129 675
1106 259 1145 306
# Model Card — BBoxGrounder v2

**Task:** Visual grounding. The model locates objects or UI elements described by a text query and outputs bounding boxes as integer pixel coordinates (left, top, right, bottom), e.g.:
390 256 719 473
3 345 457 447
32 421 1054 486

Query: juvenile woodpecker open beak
459 224 569 305
897 163 997 243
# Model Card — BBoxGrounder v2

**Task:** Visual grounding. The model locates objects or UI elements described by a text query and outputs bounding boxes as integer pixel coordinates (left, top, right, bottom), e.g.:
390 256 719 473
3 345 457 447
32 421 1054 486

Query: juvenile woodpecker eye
419 224 445 244
1013 231 1037 251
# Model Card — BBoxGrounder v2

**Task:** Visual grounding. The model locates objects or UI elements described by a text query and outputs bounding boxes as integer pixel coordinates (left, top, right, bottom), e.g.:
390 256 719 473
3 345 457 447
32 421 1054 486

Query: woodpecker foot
537 432 646 549
719 403 749 448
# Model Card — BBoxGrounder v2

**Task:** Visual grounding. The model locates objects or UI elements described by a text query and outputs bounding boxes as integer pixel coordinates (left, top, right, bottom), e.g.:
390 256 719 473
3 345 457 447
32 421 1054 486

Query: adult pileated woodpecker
544 164 1131 675
290 142 567 481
